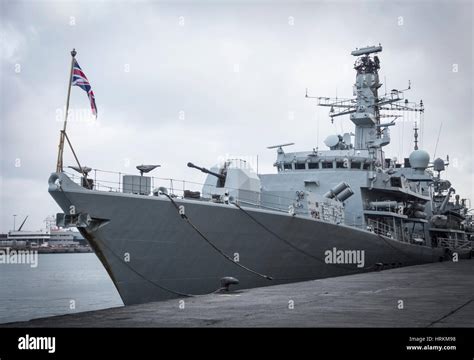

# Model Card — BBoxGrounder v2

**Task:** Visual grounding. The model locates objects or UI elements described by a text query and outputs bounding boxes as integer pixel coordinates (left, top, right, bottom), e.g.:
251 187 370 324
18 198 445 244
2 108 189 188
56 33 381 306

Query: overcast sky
1 0 472 232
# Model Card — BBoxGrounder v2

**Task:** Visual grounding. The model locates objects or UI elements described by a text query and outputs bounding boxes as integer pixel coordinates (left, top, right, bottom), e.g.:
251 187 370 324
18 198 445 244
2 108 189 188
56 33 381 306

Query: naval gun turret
191 160 261 205
187 162 226 187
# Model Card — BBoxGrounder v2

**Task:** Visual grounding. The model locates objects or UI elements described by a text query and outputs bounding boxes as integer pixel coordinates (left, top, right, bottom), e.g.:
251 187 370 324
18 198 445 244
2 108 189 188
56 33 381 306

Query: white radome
409 149 430 169
324 134 340 148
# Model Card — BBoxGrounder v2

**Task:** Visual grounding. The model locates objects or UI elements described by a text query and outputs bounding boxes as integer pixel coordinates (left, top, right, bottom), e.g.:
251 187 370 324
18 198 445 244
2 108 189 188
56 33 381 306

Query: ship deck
4 260 473 327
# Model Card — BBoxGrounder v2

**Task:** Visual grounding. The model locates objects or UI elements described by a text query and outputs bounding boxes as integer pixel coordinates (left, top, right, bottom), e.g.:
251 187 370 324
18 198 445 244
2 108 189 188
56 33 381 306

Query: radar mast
306 45 424 157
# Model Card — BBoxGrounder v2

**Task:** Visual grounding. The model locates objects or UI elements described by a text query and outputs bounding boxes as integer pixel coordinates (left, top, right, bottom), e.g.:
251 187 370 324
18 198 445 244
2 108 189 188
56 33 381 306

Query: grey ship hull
49 172 451 306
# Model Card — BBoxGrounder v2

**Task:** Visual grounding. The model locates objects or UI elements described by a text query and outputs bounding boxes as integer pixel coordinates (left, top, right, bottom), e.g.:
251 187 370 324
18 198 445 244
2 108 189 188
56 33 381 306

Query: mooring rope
163 194 273 281
232 202 375 272
60 189 194 298
95 234 195 298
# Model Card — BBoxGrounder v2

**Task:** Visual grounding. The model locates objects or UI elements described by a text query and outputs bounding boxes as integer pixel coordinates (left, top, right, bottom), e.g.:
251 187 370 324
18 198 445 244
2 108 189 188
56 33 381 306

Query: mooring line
61 189 194 298
97 235 195 298
232 202 375 272
426 298 473 327
163 194 273 281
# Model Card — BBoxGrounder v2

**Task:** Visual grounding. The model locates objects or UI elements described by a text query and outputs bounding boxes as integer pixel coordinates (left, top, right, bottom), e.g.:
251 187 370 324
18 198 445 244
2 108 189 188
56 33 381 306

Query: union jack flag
71 59 97 116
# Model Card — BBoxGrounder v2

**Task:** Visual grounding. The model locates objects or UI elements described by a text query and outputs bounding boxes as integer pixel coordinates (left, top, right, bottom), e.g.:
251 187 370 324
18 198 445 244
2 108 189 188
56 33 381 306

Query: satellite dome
324 135 340 148
409 149 430 169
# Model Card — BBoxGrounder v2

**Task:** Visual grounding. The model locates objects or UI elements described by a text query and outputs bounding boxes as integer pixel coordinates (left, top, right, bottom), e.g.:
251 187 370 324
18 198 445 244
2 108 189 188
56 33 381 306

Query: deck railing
64 169 299 214
64 169 422 233
366 218 397 238
66 169 205 197
438 237 472 250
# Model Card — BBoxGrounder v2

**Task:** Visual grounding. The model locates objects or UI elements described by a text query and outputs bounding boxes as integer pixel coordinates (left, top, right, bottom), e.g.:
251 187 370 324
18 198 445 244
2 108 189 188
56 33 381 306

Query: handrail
64 169 299 209
65 168 353 223
366 218 398 239
63 168 372 229
438 237 472 250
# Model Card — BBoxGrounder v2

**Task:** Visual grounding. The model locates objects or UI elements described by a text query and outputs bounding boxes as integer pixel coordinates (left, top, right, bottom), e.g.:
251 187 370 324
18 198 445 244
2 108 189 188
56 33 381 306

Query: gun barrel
187 162 225 180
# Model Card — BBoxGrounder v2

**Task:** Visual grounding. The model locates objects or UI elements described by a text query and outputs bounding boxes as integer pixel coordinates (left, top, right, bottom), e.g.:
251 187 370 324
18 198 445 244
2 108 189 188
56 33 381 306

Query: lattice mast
307 45 424 163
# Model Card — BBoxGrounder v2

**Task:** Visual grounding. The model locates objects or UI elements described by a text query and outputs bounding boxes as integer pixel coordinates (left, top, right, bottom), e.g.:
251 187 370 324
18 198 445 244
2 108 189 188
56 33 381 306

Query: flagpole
56 48 77 173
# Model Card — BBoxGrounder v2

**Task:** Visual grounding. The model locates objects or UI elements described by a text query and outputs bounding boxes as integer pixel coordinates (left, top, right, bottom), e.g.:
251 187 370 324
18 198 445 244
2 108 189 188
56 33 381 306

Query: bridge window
308 163 319 169
284 163 292 170
322 162 333 169
295 163 306 170
336 162 345 168
351 162 361 169
363 163 370 170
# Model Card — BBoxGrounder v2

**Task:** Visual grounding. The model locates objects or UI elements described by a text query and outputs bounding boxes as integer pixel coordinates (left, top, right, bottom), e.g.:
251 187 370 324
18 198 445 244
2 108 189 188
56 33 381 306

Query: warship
48 45 473 305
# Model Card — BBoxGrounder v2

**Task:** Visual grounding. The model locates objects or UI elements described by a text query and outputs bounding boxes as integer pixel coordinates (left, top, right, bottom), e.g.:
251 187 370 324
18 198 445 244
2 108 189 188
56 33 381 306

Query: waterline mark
0 248 38 268
324 247 365 268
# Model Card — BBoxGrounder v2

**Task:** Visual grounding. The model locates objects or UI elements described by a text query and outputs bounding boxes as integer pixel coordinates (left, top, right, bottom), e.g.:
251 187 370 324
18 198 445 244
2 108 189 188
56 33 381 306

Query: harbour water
0 253 123 324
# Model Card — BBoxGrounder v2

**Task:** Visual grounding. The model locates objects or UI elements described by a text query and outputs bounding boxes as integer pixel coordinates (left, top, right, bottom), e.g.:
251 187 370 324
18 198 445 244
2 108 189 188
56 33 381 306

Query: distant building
1 229 87 248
